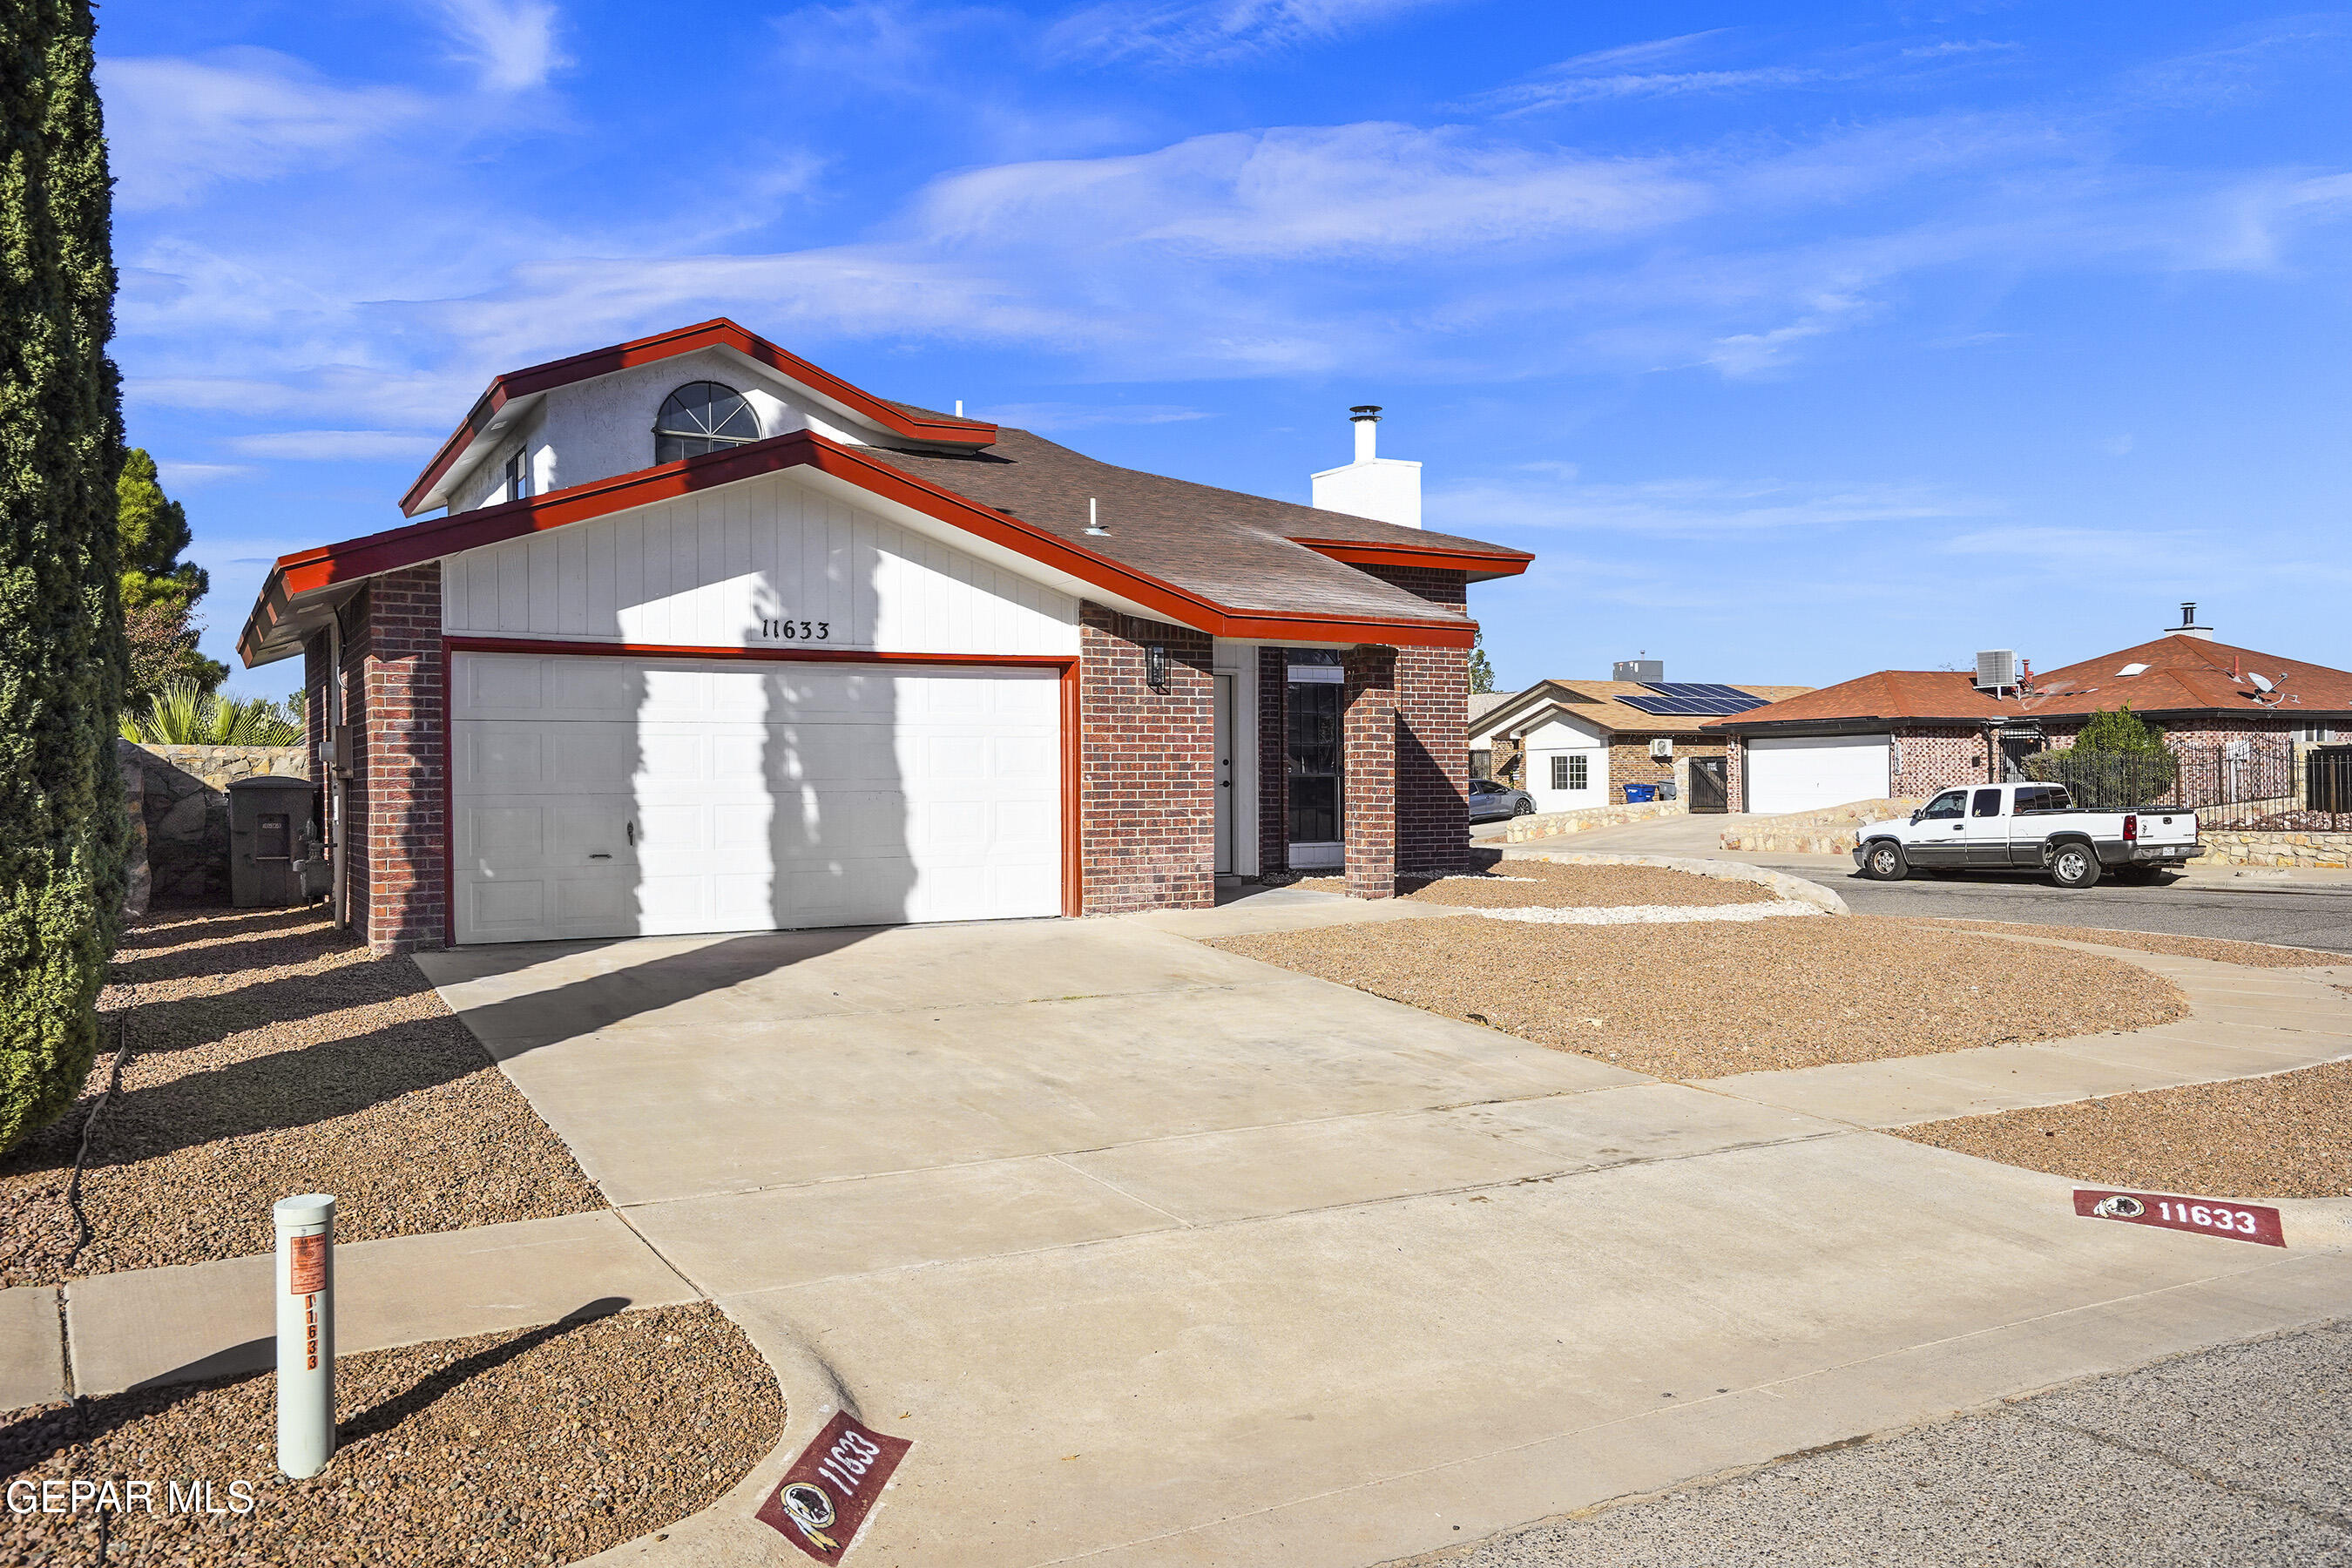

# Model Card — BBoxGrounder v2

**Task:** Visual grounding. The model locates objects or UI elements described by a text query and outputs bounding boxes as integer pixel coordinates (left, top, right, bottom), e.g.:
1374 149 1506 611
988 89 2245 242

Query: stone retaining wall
1717 797 1927 855
1493 798 1686 843
2191 829 2352 869
119 741 312 904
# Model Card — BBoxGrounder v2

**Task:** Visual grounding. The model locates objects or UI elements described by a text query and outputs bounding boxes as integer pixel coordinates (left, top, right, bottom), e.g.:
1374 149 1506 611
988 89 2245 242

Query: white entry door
1745 733 1893 814
1213 672 1233 875
450 652 1063 943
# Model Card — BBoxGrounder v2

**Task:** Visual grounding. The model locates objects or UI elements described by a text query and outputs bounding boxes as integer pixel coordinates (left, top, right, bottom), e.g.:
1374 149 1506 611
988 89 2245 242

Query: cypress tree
0 0 126 1152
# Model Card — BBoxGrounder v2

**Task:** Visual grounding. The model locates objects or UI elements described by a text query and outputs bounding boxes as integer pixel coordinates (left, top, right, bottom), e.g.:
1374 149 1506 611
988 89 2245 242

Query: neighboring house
1470 670 1812 814
1702 605 2352 815
235 320 1531 952
1466 690 1515 778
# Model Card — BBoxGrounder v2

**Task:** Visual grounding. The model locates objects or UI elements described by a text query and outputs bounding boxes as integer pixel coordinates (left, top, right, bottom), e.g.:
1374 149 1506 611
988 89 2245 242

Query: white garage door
450 652 1062 943
1745 734 1892 814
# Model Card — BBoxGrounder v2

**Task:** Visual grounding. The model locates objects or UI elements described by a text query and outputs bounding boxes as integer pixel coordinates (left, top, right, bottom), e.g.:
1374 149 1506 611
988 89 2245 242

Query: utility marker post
274 1193 336 1478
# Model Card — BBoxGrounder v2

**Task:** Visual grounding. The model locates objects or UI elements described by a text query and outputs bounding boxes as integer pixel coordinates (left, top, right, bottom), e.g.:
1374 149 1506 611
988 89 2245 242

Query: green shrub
118 679 301 747
0 0 128 1152
2021 706 2178 808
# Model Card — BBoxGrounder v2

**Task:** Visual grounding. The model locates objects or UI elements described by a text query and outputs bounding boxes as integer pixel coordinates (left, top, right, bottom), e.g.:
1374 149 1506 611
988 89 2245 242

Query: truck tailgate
2134 810 2198 846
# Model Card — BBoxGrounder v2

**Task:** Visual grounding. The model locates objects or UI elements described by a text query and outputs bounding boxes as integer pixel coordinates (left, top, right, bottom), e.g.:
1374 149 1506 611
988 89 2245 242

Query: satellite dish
2247 672 2274 693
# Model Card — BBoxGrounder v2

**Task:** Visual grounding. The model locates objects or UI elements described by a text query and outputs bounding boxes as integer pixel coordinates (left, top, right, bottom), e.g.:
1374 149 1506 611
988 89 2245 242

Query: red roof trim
251 429 1477 661
1292 537 1533 575
397 318 998 516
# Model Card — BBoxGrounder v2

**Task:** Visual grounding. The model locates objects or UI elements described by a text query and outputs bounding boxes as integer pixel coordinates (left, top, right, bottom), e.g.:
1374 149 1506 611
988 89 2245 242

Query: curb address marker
2074 1187 2284 1247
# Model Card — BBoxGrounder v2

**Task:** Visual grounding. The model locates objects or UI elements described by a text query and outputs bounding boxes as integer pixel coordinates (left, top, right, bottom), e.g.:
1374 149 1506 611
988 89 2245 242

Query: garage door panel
452 652 1064 943
1747 735 1892 814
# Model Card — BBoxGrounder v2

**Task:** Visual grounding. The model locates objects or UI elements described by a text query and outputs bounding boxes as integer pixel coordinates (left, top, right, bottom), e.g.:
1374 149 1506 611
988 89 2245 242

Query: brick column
361 566 448 953
1342 644 1397 899
1256 647 1288 875
1077 603 1216 914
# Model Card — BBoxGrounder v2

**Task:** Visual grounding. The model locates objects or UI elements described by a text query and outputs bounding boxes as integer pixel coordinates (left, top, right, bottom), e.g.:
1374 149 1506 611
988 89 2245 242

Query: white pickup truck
1852 781 2200 889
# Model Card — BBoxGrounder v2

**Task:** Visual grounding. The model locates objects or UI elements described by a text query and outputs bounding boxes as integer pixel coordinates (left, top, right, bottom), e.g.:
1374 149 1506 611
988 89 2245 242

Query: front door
1688 757 1727 813
1213 672 1234 875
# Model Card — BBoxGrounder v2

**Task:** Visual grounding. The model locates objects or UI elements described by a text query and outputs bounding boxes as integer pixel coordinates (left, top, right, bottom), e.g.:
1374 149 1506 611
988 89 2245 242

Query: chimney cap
1348 404 1382 420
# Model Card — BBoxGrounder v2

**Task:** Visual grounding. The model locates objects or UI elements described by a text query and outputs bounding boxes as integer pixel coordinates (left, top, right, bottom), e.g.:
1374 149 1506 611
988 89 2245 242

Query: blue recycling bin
1623 782 1657 804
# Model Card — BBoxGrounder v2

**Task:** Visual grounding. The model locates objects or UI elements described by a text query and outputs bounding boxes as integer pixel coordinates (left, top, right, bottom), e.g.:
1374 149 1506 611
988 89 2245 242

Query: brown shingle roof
1707 635 2352 732
1484 679 1815 738
2027 635 2352 716
862 426 1524 625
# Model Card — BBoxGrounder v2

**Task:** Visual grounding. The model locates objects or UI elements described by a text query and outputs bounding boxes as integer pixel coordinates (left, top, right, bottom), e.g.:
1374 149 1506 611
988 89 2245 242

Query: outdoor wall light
1145 643 1169 692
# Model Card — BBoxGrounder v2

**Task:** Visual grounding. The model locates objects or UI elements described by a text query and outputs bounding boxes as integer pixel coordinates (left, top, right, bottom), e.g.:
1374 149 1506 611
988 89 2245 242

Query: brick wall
356 566 449 954
1078 603 1216 914
1610 735 1727 799
1257 646 1287 876
1891 726 1990 798
1361 565 1471 876
1342 644 1397 898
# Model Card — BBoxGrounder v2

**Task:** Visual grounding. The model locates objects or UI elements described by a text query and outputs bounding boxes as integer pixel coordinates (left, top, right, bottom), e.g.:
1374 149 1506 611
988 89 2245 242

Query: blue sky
103 2 2352 697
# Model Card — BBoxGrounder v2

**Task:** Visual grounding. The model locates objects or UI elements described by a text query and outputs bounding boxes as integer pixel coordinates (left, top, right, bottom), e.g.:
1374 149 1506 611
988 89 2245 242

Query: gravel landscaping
0 906 604 1288
1911 918 2343 969
1293 860 1775 909
1206 917 2189 1078
1895 1060 2352 1199
0 1300 780 1566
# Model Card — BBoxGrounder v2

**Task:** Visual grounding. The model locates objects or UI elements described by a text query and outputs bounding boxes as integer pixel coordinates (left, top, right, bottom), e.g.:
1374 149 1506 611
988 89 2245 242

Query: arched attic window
653 382 760 463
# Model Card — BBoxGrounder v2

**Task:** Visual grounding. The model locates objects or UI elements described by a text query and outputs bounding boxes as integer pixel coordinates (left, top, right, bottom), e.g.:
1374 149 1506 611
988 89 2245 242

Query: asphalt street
1755 863 2352 954
1404 1319 2352 1568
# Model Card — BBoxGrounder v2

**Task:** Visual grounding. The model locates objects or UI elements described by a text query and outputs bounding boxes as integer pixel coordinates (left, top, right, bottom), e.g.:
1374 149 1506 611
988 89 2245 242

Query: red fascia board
1293 537 1533 575
259 429 1477 654
397 318 997 516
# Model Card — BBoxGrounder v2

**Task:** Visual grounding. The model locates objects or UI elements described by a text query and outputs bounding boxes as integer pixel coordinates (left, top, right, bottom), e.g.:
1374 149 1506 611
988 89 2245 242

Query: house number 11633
760 618 830 640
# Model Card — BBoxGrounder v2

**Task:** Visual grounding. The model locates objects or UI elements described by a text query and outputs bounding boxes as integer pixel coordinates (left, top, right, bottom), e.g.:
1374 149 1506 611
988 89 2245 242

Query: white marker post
274 1193 336 1479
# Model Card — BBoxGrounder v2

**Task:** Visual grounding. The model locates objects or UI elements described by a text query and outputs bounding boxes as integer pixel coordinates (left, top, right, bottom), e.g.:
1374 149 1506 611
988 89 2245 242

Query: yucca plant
120 679 302 747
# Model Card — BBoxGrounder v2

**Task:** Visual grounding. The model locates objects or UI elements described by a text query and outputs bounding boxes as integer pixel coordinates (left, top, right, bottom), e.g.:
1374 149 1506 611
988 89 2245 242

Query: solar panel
1641 682 1756 700
1613 689 1769 717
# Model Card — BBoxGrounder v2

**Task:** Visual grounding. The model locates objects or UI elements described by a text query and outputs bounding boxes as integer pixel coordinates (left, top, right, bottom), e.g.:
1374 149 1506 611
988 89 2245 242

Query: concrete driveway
416 903 2352 1568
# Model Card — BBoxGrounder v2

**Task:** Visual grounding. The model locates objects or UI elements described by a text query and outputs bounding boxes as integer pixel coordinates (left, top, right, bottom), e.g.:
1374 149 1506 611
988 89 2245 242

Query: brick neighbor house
1701 605 2352 816
235 320 1531 952
1469 670 1811 814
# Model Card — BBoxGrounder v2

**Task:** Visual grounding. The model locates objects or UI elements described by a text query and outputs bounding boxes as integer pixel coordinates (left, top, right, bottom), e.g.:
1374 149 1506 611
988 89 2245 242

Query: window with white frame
654 382 760 463
1551 754 1588 791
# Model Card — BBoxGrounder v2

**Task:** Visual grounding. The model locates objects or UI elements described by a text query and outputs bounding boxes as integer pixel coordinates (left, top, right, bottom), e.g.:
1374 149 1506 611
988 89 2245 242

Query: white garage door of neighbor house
449 652 1062 943
1745 734 1893 814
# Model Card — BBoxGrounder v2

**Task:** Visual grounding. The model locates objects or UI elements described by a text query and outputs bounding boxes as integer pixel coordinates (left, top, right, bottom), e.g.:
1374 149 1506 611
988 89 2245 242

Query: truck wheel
2049 842 2102 889
1860 840 1908 881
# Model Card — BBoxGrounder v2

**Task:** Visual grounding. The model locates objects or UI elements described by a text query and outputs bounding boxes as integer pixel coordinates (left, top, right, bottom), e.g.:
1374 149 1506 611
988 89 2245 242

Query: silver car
1467 777 1535 822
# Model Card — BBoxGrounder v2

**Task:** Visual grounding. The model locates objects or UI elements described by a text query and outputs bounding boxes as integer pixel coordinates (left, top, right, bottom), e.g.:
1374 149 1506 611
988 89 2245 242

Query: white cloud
224 429 445 461
154 461 260 488
1469 34 1825 115
421 0 570 91
1044 0 1456 67
99 50 426 211
911 123 1706 259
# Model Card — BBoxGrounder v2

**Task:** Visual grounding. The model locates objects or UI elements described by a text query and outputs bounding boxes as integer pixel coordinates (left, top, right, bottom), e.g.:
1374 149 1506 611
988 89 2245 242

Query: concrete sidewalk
405 906 2352 1568
0 1210 698 1413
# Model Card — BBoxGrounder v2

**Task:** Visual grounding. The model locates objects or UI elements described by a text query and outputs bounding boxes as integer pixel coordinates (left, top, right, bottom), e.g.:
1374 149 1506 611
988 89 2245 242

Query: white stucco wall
442 346 888 513
441 468 1080 658
1522 710 1611 812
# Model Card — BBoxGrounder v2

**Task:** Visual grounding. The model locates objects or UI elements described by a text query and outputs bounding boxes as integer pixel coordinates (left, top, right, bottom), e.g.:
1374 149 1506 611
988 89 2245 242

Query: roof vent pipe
1350 405 1381 463
1085 497 1108 537
2174 601 2213 639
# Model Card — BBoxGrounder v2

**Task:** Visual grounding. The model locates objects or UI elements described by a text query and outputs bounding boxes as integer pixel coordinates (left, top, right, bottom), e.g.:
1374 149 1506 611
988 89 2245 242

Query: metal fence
2020 740 2296 818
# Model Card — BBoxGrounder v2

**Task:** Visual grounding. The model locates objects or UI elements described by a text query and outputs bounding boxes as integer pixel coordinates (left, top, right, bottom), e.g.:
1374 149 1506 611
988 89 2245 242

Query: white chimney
1311 404 1422 529
2173 600 2213 639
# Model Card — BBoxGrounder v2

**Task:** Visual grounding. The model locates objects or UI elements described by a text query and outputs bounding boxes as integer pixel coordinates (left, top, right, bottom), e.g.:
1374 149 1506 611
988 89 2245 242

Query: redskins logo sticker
2092 1194 2145 1219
